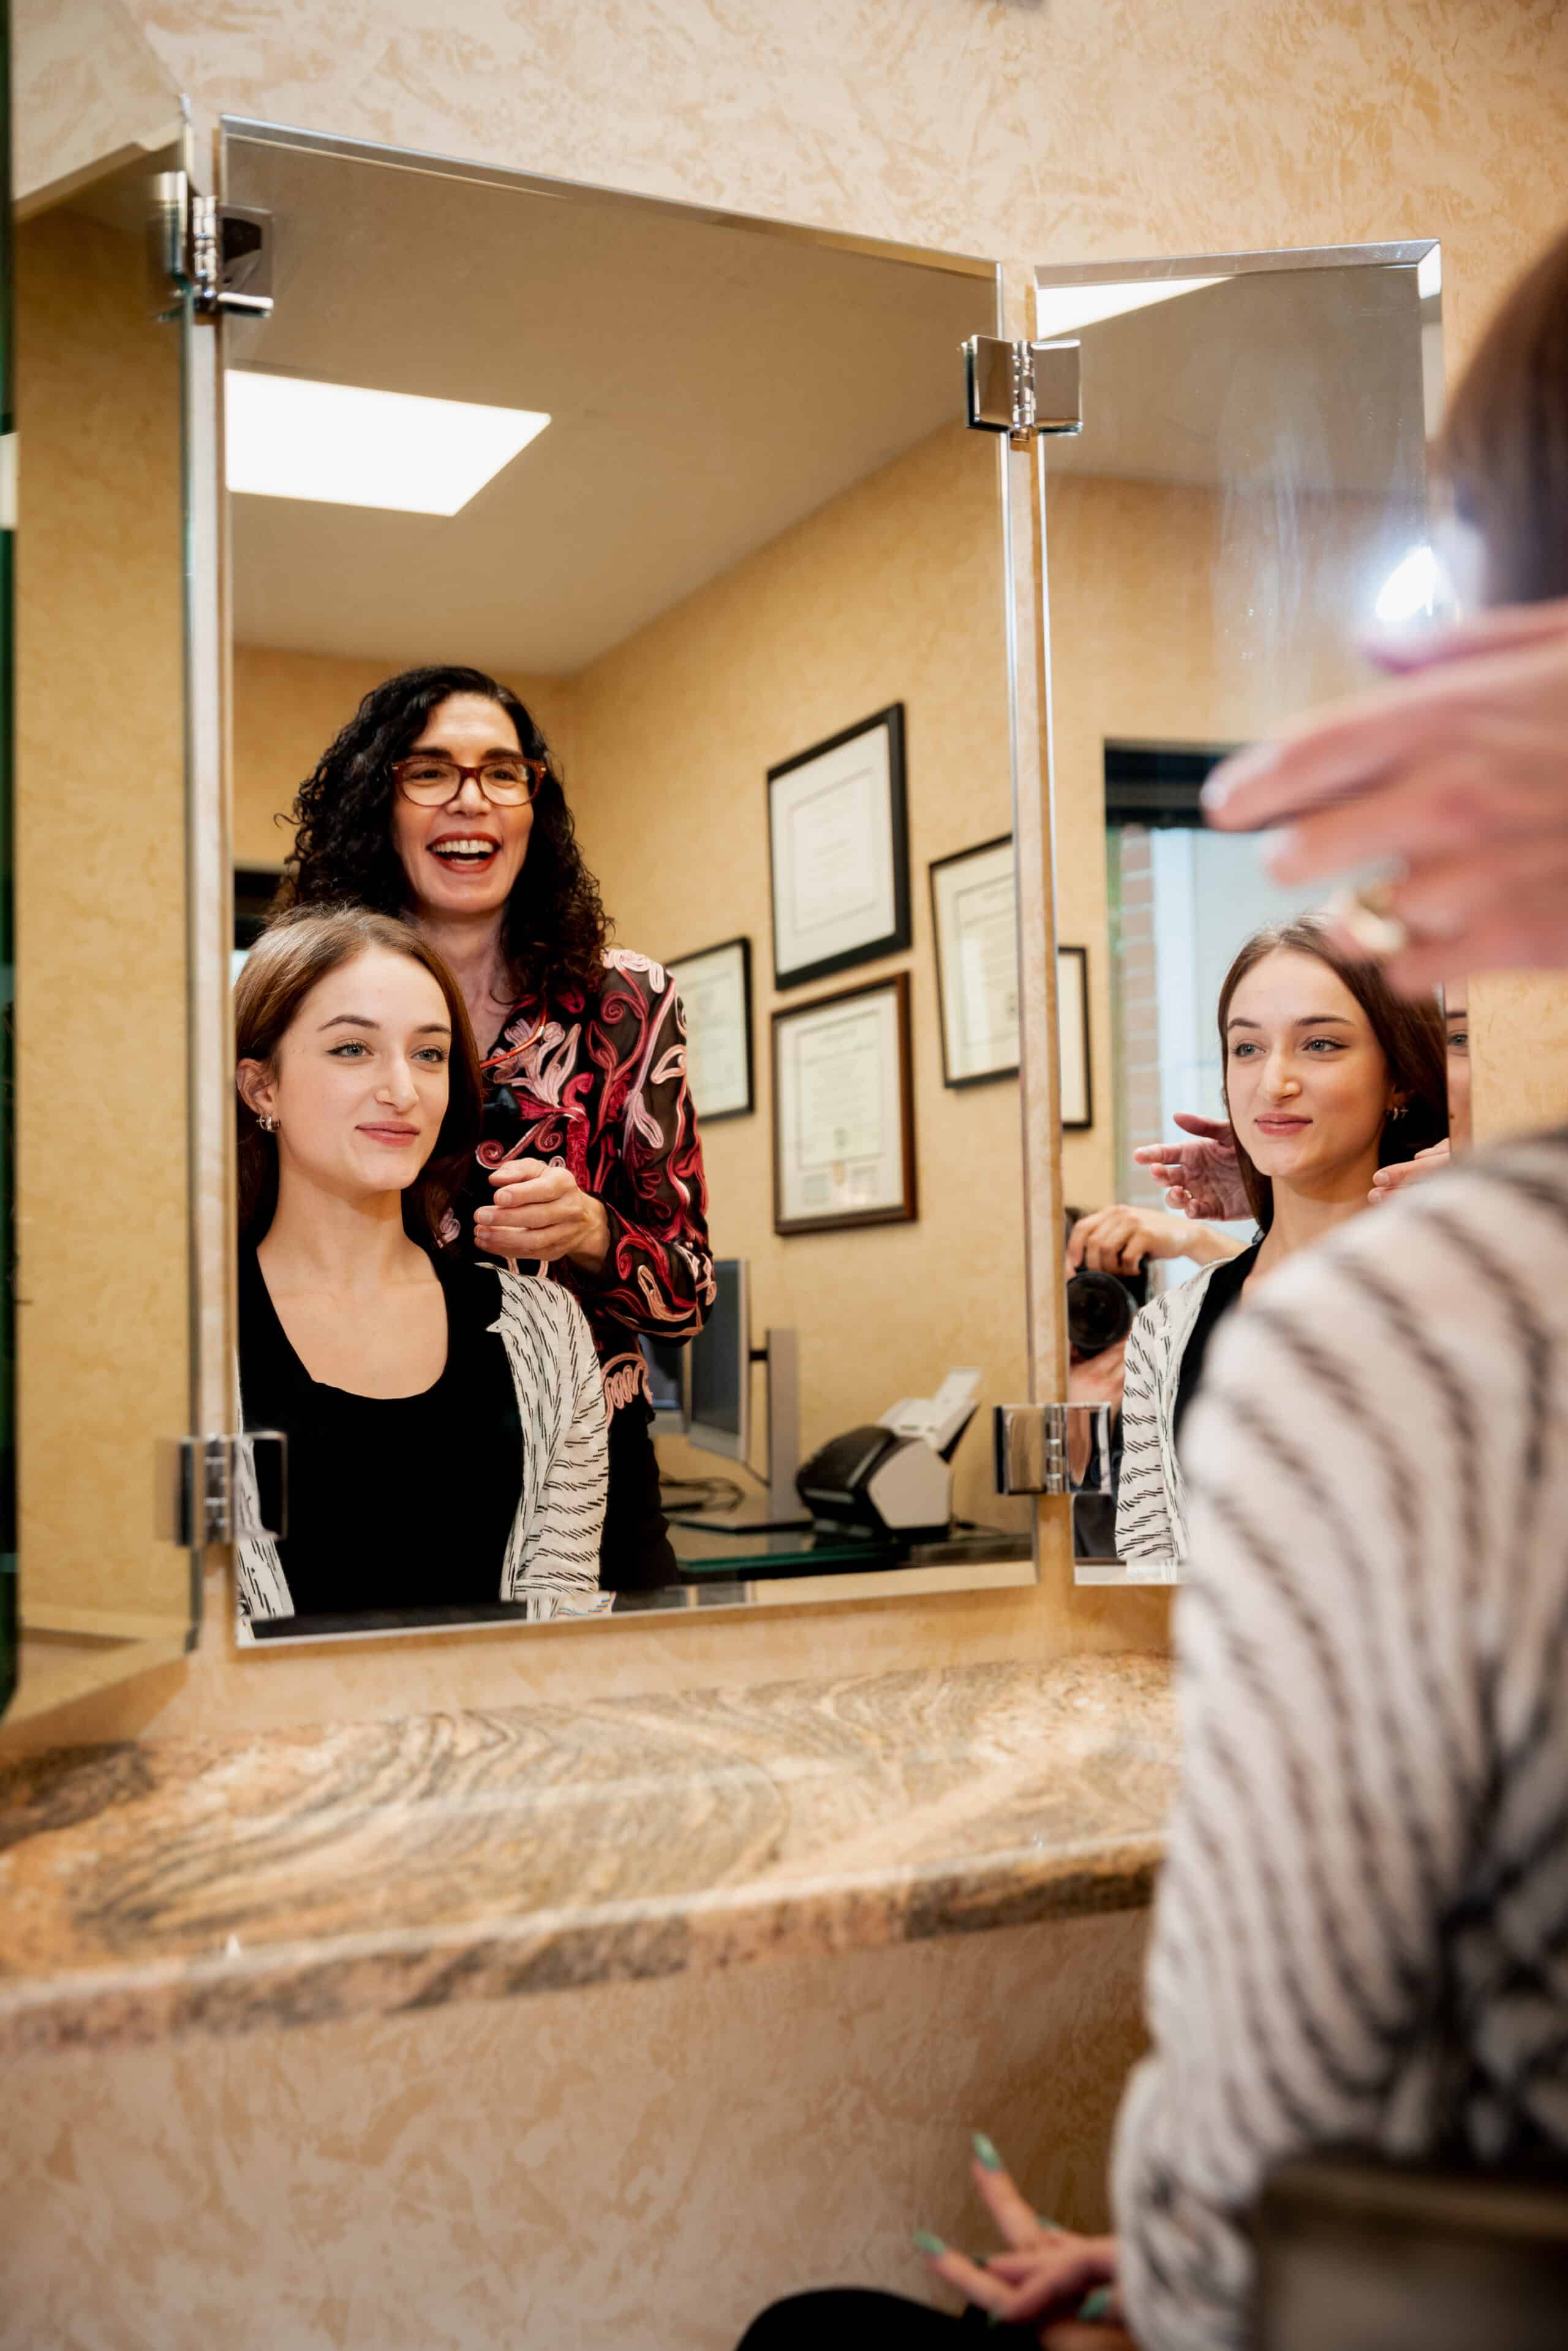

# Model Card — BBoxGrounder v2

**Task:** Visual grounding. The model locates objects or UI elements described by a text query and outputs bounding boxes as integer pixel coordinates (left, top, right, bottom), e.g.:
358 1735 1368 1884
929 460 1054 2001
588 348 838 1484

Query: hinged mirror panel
2 0 205 1721
1032 245 1449 1586
218 120 1040 1645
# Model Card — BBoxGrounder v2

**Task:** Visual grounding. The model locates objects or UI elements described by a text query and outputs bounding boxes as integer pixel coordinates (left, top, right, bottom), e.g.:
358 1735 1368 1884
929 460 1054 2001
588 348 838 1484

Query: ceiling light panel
1034 277 1225 342
225 372 550 515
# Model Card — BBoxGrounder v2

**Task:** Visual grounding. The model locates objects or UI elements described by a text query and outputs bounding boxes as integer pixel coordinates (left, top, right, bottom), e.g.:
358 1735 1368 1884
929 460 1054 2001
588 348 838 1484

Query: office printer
795 1370 982 1542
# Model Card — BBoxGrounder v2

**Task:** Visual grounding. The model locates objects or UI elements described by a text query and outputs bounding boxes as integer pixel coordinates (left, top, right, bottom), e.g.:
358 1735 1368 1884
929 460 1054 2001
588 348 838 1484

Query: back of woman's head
279 663 609 1001
1216 916 1449 1231
235 905 483 1248
1442 222 1568 605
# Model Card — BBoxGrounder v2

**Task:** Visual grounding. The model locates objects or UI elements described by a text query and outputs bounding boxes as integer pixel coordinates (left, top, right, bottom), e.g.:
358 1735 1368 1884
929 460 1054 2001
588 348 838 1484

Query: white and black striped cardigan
235 1267 610 1631
1114 1262 1231 1564
1114 1134 1568 2349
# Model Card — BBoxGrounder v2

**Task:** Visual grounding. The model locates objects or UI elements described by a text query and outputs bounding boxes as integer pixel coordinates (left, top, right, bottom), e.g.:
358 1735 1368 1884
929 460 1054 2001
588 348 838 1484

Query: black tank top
238 1245 522 1622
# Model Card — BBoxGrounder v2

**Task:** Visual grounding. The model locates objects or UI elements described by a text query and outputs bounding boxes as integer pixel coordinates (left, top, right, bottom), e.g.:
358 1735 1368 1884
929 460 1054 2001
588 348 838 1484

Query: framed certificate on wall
772 972 916 1235
930 834 1020 1085
668 935 753 1122
767 705 910 990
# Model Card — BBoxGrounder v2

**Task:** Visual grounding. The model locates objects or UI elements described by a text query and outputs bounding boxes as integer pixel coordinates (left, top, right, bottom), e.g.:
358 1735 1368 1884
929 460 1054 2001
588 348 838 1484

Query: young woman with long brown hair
233 907 607 1631
1114 915 1447 1562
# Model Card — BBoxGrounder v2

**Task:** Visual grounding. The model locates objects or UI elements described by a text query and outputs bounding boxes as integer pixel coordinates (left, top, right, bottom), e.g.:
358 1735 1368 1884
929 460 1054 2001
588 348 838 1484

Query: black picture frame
766 704 911 991
667 934 755 1123
929 831 1020 1089
771 972 917 1237
1057 943 1093 1130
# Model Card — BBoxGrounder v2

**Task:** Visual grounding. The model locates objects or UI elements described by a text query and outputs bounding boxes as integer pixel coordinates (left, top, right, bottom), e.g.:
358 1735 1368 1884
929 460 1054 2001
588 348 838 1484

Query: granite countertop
0 1655 1175 2058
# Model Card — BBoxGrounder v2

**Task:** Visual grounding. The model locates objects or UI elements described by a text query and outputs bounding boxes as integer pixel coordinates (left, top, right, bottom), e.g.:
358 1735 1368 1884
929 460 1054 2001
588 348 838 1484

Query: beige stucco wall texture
0 1910 1148 2351
8 7 1565 2346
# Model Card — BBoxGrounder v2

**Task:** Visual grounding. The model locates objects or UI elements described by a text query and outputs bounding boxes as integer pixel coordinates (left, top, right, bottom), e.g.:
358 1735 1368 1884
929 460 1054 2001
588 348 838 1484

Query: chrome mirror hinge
962 335 1082 449
993 1402 1111 1496
190 194 274 319
151 179 273 320
157 1434 287 1545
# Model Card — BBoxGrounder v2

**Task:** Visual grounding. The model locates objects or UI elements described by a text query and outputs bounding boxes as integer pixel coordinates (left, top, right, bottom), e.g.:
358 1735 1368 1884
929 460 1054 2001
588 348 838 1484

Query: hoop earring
1387 1103 1407 1123
257 1114 279 1134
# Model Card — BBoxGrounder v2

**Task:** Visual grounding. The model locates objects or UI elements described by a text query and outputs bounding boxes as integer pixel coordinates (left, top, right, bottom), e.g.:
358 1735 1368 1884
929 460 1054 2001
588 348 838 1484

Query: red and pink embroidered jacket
464 949 714 1416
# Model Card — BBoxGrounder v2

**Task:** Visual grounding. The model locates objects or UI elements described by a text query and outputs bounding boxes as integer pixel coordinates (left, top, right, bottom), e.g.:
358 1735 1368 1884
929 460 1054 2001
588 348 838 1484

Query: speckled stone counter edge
0 1832 1161 2058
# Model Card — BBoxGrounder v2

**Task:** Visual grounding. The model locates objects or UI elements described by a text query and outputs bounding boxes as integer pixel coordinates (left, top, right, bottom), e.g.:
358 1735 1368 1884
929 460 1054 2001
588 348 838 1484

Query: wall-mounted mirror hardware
157 1433 287 1549
963 334 1081 447
146 169 187 316
147 175 273 319
993 1402 1111 1497
192 195 272 318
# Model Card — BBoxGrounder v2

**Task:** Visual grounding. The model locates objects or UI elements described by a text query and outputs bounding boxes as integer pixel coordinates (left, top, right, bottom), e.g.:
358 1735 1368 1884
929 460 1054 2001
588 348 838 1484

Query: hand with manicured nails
1369 1136 1452 1203
916 2135 1129 2344
474 1155 611 1273
1132 1112 1250 1223
1201 600 1568 994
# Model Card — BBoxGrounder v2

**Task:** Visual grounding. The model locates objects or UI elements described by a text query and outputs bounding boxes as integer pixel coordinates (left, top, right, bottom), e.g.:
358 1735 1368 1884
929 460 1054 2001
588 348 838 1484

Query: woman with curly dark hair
279 663 712 1595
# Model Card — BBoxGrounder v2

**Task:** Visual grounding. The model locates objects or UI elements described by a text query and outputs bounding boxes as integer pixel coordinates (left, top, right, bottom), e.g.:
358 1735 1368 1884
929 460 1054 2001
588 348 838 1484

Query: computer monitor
639 1334 687 1436
686 1258 749 1463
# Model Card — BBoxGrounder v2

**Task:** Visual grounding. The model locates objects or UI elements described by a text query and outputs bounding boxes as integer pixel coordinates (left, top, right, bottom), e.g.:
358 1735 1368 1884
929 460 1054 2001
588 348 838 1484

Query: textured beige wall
0 1906 1148 2351
1471 973 1568 1143
570 421 1025 1530
14 207 191 1635
232 647 578 870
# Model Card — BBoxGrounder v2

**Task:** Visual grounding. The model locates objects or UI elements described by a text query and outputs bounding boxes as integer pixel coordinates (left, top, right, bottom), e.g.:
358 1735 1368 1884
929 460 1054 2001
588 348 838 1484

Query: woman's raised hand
918 2136 1125 2344
1200 600 1568 994
1370 1136 1452 1204
475 1155 611 1272
1132 1113 1248 1221
1068 1202 1200 1275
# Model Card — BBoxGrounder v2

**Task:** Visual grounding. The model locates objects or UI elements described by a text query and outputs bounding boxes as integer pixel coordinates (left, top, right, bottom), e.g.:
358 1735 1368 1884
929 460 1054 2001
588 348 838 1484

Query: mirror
222 123 1036 1643
1039 247 1450 1583
4 2 200 1719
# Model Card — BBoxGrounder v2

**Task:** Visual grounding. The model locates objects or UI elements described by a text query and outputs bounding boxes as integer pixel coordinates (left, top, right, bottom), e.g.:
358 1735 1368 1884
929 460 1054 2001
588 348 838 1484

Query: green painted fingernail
972 2130 1004 2172
1078 2286 1113 2322
913 2230 946 2257
1036 2214 1065 2232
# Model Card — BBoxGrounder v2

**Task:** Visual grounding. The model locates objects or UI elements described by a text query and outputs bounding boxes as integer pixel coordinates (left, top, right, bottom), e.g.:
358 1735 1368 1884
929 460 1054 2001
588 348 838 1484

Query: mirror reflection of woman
1115 917 1447 1561
279 667 712 1596
234 908 608 1631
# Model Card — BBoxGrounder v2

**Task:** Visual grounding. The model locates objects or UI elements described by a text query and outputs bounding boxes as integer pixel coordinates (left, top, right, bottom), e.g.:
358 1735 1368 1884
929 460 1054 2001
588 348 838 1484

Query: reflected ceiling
225 137 995 675
1041 263 1430 500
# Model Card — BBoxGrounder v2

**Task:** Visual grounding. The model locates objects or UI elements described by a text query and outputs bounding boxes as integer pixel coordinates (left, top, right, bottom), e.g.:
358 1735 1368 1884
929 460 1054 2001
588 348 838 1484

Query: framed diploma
772 973 916 1235
930 834 1020 1086
1057 943 1093 1130
668 936 753 1122
767 705 910 990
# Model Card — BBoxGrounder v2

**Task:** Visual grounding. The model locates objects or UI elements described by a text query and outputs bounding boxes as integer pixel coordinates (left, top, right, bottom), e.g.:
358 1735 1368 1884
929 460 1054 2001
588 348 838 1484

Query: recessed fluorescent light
1035 277 1225 342
225 372 550 515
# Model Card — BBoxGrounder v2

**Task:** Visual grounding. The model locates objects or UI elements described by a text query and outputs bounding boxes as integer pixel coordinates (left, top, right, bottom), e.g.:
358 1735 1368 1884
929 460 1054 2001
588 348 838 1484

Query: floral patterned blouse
461 949 714 1417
